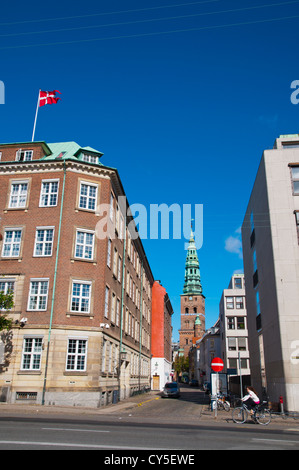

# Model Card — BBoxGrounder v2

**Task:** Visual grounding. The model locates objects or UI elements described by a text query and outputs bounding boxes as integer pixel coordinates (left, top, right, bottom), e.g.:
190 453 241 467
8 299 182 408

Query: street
0 386 298 451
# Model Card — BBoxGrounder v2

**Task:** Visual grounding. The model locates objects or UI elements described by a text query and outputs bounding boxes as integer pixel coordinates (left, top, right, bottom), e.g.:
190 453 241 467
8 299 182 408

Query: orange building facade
151 281 173 390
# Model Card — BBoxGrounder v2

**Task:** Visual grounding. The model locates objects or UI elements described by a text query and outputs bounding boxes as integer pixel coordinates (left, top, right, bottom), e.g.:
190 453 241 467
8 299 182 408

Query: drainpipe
42 160 66 405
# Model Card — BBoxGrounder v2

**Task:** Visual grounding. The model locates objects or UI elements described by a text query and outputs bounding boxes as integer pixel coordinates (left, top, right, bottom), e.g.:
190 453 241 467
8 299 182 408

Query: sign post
211 357 224 419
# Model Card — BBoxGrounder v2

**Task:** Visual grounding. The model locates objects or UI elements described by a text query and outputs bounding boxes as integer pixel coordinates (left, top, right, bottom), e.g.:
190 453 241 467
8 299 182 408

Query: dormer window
16 150 33 161
82 154 98 164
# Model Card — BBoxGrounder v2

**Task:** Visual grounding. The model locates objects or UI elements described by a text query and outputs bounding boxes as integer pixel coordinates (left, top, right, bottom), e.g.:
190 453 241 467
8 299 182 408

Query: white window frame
0 279 15 310
107 238 112 267
74 229 95 260
2 228 22 258
66 338 88 371
70 280 92 314
111 292 116 324
27 279 49 311
9 181 28 208
79 181 98 212
82 154 99 164
39 179 59 207
0 279 15 295
16 149 33 161
226 296 234 309
21 337 43 370
116 298 120 327
104 286 109 318
33 227 55 257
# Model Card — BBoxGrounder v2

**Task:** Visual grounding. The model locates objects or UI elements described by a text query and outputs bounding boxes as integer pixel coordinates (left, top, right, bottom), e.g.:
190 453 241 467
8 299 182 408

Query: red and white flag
39 90 61 107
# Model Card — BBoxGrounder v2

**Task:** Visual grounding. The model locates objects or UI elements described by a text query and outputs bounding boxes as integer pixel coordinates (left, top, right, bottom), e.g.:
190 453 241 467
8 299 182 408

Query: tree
173 355 189 375
0 291 13 331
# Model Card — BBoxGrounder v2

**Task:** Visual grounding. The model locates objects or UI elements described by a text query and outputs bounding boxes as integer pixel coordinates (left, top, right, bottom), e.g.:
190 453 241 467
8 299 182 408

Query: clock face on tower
189 296 192 300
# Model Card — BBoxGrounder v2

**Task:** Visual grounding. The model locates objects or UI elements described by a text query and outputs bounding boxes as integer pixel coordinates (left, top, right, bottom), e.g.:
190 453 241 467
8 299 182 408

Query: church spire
183 227 203 295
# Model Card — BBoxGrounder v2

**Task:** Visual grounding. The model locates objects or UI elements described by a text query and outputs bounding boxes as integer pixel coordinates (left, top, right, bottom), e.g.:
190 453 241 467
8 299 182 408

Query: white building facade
242 134 299 412
219 274 251 380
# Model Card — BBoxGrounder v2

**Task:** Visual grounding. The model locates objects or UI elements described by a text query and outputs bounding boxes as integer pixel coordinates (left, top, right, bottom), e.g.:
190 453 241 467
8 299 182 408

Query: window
28 279 49 311
111 292 116 323
234 277 242 289
104 286 109 318
0 280 14 296
34 228 54 257
21 337 43 370
237 317 245 329
82 154 98 164
79 182 97 211
9 182 28 208
113 248 118 277
16 150 33 161
66 339 87 371
75 230 95 260
238 337 247 351
107 239 112 267
240 358 248 369
101 339 106 372
110 193 114 221
228 337 237 351
236 296 244 309
40 180 59 207
226 297 234 309
71 281 91 313
116 298 120 326
291 166 299 195
227 317 235 330
2 229 22 257
118 256 122 282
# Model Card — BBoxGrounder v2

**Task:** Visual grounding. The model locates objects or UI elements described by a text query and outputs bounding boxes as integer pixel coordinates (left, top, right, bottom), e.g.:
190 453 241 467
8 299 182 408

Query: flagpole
32 89 40 142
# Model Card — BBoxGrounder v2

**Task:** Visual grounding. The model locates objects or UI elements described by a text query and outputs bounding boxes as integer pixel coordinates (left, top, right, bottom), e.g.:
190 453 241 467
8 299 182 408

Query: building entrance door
153 375 160 390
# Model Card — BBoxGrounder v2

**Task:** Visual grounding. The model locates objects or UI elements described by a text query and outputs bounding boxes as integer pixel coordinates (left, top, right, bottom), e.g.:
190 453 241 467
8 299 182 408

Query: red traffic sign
211 357 224 372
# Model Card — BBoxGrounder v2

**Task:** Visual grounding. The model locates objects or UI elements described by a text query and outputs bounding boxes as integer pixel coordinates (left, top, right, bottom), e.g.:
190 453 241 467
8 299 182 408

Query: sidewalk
0 391 160 419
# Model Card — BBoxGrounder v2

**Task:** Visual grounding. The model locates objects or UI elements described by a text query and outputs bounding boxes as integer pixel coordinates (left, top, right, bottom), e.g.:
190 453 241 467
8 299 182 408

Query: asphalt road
0 385 298 452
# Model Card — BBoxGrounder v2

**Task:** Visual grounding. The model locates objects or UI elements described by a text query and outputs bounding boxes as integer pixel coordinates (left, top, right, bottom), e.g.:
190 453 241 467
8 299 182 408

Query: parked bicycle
212 393 231 412
232 401 271 425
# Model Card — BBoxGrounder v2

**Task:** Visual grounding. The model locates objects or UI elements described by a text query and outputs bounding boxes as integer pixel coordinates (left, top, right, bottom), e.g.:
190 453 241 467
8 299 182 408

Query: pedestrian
242 386 260 414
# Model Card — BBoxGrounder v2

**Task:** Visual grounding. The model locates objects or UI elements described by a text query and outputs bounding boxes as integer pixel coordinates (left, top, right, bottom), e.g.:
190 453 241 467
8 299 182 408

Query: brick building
151 280 173 390
0 141 154 407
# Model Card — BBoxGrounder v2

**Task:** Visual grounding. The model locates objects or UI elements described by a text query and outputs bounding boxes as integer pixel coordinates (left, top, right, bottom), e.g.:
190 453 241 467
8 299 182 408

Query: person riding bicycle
241 386 260 414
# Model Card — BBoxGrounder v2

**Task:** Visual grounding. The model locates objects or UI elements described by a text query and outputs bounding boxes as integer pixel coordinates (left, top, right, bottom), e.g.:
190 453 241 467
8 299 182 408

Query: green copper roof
41 141 104 163
183 229 203 295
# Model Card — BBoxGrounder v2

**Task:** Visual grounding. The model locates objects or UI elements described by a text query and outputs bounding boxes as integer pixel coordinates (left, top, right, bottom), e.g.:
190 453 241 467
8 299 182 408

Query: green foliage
173 355 189 374
0 291 14 331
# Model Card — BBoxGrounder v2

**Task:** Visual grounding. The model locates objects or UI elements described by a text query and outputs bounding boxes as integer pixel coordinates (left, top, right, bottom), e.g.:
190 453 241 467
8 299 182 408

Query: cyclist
242 386 260 414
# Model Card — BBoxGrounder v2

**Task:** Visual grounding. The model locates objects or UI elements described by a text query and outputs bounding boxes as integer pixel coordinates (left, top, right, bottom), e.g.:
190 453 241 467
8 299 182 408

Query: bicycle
212 393 231 412
232 401 271 425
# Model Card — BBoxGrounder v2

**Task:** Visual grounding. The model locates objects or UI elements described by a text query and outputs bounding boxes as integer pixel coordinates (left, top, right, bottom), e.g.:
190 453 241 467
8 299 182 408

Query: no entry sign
211 357 224 372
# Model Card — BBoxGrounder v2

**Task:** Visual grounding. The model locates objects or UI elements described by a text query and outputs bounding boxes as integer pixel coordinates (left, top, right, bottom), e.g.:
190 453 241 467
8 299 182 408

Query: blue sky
1 0 299 341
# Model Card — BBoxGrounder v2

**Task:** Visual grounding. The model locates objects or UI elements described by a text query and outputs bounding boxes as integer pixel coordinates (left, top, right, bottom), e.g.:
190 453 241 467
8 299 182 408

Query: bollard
279 395 284 415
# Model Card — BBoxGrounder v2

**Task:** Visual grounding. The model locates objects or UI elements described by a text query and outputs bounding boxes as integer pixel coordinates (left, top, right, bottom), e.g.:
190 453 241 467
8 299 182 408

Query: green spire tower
183 228 203 295
179 228 205 357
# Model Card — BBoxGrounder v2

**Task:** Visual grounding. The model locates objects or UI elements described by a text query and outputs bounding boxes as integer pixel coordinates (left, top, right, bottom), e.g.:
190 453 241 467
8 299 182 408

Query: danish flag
39 90 61 107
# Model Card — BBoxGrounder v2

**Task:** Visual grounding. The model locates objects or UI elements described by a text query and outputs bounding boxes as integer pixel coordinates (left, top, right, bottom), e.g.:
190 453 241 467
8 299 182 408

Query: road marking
252 438 298 445
137 397 160 407
42 427 110 433
0 440 167 450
